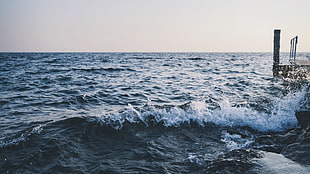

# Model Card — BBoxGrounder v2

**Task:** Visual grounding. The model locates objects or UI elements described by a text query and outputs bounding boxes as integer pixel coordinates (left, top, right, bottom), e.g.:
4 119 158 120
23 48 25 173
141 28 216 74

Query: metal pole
289 39 293 61
273 29 281 75
292 38 295 63
293 36 298 63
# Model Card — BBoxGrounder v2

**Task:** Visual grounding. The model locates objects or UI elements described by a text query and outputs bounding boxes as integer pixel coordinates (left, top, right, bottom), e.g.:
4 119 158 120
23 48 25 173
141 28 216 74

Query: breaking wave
91 84 308 132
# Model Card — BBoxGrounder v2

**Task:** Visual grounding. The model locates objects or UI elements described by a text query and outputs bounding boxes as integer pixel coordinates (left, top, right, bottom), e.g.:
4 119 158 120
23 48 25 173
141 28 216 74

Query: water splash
221 130 254 151
93 84 308 132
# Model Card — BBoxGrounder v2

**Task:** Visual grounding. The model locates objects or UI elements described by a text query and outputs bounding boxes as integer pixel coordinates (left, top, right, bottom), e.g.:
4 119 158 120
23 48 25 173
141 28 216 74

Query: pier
272 29 310 78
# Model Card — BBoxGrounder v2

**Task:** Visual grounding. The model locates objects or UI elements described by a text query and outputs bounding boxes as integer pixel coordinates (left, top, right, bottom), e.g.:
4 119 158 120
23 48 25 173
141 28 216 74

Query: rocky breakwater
204 126 310 173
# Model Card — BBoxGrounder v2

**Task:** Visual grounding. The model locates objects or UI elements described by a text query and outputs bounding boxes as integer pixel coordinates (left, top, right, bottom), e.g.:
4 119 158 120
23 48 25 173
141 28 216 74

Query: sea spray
92 84 308 132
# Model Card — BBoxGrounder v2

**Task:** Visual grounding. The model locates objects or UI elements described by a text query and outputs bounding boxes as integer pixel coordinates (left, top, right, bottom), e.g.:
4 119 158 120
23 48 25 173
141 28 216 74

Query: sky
0 0 309 52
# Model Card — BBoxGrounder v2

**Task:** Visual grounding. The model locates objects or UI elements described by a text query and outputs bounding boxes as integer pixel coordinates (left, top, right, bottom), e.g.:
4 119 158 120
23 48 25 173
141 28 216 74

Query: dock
272 29 310 79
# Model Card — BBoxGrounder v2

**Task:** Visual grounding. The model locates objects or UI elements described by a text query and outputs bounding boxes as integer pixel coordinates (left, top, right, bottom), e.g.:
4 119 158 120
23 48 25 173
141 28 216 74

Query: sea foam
94 85 308 132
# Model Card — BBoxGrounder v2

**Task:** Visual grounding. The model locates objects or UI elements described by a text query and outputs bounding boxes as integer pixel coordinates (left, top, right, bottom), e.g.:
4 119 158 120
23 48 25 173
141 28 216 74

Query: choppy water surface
0 52 309 173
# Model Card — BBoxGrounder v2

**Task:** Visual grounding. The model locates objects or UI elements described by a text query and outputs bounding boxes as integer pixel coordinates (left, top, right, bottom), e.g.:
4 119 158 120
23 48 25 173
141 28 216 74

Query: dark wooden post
293 36 298 62
289 39 293 63
273 29 281 76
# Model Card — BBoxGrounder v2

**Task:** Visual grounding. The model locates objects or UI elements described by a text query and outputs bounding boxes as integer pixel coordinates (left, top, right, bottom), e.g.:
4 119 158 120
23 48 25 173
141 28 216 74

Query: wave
1 84 307 150
92 84 308 132
0 84 308 173
0 124 43 148
1 116 308 173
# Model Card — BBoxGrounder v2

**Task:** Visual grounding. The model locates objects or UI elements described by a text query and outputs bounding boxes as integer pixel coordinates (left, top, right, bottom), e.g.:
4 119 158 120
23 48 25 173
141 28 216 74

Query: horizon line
2 51 308 53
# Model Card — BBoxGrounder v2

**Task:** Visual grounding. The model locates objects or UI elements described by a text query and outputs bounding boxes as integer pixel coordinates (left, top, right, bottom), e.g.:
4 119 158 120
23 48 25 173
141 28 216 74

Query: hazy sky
0 0 309 52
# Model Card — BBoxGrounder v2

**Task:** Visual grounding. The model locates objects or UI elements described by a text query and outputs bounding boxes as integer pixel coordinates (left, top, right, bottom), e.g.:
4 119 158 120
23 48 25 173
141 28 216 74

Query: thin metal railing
289 36 298 64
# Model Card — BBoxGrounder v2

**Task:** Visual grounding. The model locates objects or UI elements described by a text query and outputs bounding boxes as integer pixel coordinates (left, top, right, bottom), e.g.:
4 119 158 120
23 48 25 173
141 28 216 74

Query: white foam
0 125 43 148
221 130 253 151
186 154 206 166
0 133 27 148
95 85 308 132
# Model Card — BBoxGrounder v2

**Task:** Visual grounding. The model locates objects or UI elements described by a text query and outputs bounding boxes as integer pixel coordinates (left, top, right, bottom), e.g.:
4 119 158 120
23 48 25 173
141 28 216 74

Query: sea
0 52 309 173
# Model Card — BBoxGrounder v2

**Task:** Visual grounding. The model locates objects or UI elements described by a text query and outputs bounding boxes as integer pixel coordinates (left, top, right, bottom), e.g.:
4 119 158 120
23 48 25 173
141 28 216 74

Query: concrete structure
272 29 310 78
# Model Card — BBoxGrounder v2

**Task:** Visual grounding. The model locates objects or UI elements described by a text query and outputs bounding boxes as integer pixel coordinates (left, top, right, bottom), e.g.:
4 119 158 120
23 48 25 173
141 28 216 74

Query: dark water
0 52 309 173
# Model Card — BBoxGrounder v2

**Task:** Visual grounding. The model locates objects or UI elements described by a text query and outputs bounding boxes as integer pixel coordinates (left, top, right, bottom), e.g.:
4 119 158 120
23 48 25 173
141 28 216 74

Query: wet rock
250 151 310 174
254 127 310 165
253 133 289 153
204 149 263 174
205 149 310 174
281 127 310 165
296 111 310 128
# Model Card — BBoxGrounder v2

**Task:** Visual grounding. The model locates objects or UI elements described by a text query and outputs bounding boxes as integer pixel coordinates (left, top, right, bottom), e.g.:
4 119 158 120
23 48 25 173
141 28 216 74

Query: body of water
0 52 309 173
